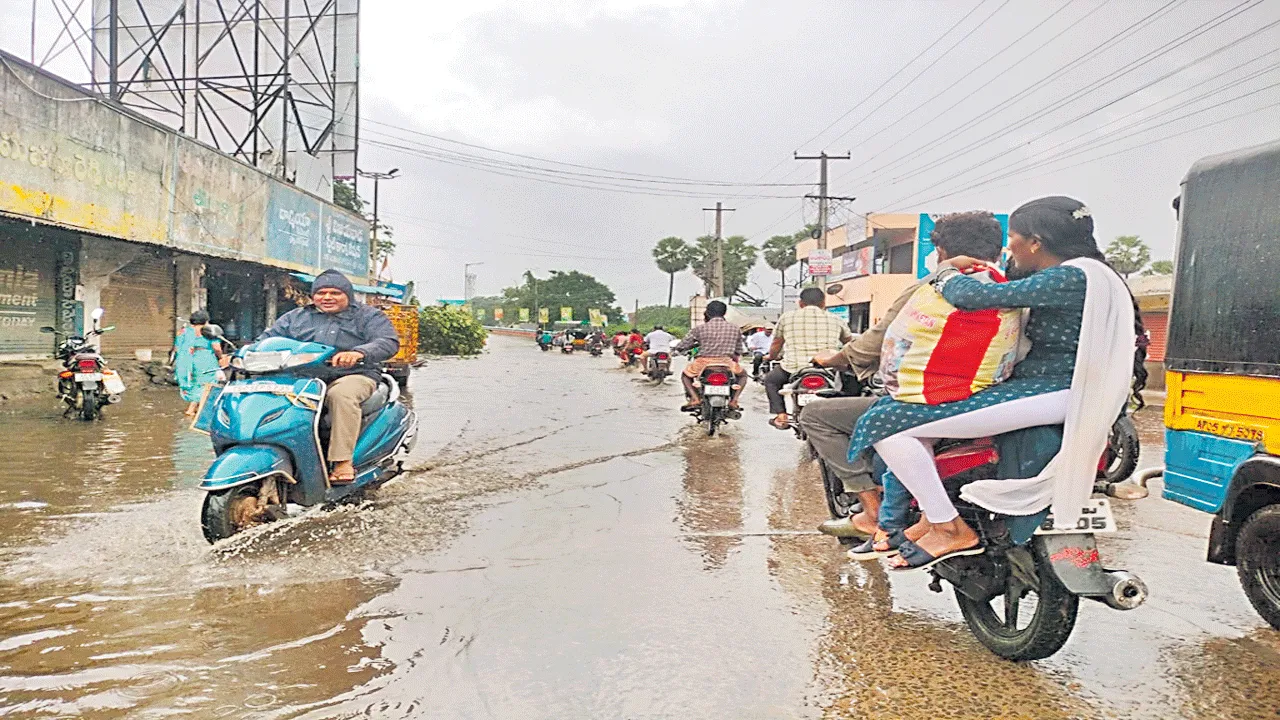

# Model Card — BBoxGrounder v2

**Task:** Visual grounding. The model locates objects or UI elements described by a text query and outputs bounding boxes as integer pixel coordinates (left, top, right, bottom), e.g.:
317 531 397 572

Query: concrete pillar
174 254 204 332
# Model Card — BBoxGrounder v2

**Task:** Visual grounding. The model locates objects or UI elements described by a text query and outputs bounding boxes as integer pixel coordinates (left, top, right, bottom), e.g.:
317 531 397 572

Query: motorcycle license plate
74 373 103 382
1035 498 1117 535
703 385 731 396
796 393 816 407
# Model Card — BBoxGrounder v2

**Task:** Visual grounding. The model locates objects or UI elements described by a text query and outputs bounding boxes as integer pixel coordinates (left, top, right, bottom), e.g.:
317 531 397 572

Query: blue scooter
195 332 418 543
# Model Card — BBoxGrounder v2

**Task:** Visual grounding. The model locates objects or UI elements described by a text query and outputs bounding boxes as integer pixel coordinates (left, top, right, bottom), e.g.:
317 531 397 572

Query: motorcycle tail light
77 359 99 372
704 372 730 386
935 441 999 480
59 370 74 379
799 375 829 390
656 353 669 359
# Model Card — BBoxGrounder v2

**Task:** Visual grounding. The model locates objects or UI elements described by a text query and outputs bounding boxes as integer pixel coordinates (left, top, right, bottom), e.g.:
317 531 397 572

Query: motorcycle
587 338 604 357
40 308 126 420
537 336 552 352
645 351 672 382
779 364 856 440
195 332 418 543
687 364 740 436
561 341 575 354
751 352 767 383
818 426 1147 661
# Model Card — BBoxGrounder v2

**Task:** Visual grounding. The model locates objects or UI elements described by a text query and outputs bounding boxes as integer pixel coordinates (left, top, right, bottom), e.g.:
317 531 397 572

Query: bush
419 306 487 356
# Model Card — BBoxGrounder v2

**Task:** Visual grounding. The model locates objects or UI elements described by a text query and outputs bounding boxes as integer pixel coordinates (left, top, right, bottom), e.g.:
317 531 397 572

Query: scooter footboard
200 445 296 491
1036 534 1147 610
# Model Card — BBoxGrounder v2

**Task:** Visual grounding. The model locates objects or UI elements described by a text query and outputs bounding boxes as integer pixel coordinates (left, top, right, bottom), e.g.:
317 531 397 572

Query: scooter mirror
201 323 224 339
90 307 105 321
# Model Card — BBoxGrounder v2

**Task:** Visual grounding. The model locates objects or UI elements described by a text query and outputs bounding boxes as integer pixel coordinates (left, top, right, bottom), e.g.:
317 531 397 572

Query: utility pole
357 168 400 276
795 152 851 291
701 202 735 298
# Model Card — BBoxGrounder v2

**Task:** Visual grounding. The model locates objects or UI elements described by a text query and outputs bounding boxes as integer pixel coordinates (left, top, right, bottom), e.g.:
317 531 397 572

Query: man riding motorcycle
673 301 747 412
258 270 399 485
764 288 853 430
745 325 772 379
641 325 676 371
799 212 1005 541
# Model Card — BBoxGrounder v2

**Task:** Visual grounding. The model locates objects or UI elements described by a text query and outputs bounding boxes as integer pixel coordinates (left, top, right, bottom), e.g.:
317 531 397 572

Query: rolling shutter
0 234 58 356
1143 312 1168 364
100 250 176 359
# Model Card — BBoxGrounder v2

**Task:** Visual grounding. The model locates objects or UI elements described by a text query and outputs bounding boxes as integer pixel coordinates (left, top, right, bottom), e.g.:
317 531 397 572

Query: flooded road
1 335 1277 718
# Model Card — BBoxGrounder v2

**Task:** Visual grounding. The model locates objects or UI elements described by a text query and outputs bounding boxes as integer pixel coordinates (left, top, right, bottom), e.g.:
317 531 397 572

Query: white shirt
644 329 675 353
746 331 773 354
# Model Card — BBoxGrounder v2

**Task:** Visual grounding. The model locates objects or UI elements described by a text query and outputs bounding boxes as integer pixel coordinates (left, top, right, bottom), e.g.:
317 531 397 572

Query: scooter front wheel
201 484 265 543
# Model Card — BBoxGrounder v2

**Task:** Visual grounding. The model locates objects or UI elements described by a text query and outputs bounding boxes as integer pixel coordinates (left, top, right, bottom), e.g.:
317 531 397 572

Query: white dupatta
959 257 1136 525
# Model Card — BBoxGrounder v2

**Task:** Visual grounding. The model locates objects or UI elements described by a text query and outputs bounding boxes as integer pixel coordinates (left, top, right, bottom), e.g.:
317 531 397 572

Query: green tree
333 179 395 267
1141 259 1174 276
687 235 758 298
652 236 692 307
419 305 487 355
1104 235 1151 278
762 234 798 299
501 270 623 325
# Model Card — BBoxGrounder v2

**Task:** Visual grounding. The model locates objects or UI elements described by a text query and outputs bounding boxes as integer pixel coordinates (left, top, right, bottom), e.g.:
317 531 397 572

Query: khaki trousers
326 375 377 463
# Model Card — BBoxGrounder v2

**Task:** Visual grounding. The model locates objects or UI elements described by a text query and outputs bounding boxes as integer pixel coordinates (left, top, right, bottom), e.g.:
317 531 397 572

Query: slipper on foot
889 539 984 572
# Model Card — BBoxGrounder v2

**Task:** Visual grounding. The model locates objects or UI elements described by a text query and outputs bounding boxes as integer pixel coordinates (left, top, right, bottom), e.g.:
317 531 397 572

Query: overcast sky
8 0 1280 307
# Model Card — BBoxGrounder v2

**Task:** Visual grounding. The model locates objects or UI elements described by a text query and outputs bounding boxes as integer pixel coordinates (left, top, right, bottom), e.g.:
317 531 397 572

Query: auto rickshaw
1162 138 1280 629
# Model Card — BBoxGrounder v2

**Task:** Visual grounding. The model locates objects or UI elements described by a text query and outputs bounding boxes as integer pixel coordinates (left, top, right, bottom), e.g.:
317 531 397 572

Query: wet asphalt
0 334 1277 719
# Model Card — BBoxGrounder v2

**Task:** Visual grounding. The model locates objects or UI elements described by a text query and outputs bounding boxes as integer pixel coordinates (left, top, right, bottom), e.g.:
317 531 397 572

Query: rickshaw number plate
1035 498 1117 535
703 385 731 396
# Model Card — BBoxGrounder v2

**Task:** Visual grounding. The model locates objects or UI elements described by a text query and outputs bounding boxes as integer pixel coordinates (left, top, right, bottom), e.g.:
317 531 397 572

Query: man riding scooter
259 270 399 485
799 212 1005 542
673 301 748 412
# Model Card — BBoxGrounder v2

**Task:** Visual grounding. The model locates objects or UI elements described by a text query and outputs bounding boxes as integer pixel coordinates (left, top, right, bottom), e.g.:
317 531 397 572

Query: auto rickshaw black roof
1167 138 1280 379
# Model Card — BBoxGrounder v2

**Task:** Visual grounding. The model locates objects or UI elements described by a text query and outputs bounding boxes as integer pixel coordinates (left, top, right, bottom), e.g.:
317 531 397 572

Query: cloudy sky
9 0 1280 306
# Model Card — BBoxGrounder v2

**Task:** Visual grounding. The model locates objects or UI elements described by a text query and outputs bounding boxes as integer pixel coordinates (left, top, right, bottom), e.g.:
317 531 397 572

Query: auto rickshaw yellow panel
1165 370 1279 454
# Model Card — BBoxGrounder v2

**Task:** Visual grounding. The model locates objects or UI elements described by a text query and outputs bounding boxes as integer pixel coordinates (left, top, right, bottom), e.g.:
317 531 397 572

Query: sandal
770 416 791 430
847 529 904 561
888 539 984 572
329 467 357 485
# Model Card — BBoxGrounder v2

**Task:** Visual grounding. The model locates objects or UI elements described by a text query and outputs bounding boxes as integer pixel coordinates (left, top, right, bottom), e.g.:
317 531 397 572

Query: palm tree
762 234 797 305
653 236 691 307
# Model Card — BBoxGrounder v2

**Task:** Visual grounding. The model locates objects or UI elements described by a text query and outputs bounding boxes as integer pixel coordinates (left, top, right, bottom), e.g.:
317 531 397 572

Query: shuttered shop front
101 250 176 359
0 233 58 357
1143 312 1168 364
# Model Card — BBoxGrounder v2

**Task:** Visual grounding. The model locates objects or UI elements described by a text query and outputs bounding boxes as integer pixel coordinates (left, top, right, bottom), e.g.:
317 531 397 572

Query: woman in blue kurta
849 196 1136 569
173 309 224 416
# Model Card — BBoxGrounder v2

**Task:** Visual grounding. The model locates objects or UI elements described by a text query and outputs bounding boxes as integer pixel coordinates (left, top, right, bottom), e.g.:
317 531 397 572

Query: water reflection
675 432 745 569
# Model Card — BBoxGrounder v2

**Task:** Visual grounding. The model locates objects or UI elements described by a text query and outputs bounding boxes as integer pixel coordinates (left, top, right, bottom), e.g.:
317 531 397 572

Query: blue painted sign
827 305 851 323
916 213 1009 279
266 185 322 269
266 184 370 277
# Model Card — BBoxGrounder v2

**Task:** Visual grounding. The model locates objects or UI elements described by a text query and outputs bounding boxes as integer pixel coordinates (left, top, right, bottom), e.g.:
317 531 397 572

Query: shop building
0 51 369 363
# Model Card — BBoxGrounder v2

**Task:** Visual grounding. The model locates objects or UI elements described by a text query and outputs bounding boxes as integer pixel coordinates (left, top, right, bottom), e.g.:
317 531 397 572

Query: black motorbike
687 364 739 436
645 351 672 382
818 427 1147 661
40 308 124 421
587 338 604 357
780 364 857 440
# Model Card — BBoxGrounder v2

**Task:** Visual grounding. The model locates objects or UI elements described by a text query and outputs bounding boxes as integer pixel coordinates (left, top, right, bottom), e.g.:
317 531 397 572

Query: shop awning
290 273 405 300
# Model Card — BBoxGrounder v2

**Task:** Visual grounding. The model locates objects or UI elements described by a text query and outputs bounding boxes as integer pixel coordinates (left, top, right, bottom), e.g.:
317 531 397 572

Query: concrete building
795 214 921 333
1127 274 1173 390
0 51 371 363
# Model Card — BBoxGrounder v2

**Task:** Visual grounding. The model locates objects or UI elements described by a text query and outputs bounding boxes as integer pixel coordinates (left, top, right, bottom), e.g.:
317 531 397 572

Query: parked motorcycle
818 427 1147 661
40 308 126 420
687 364 739 436
196 332 418 543
645 351 672 382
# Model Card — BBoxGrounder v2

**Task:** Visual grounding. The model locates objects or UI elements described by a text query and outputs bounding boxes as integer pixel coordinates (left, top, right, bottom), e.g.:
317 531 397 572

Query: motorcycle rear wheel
79 389 99 421
201 483 264 544
953 544 1079 661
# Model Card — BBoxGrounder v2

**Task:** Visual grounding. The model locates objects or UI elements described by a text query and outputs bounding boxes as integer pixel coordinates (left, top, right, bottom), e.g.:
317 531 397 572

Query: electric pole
701 202 736 298
357 168 400 277
795 152 851 291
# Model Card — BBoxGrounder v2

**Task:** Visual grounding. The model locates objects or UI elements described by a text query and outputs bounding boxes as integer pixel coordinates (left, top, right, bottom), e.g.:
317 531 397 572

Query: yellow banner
588 309 603 325
538 308 549 324
519 308 530 322
560 307 573 322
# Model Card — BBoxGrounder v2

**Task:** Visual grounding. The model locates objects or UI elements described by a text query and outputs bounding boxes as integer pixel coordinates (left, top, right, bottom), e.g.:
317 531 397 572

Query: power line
839 0 1186 189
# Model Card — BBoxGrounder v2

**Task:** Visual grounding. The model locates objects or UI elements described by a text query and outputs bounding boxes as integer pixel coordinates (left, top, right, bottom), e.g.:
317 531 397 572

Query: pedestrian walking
173 309 225 416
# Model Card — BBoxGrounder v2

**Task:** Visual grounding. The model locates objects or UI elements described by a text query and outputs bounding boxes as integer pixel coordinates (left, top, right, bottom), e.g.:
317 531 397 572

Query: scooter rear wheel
953 543 1079 661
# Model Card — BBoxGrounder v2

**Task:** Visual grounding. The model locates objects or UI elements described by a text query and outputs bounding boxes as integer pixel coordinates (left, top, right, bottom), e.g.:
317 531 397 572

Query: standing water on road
1 336 1278 718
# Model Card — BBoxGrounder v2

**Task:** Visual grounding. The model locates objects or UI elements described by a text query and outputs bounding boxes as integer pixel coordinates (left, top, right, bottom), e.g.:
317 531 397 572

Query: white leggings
872 390 1070 523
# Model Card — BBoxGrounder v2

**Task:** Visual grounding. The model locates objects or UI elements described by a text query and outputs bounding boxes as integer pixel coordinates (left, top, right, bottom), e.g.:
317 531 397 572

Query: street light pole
357 167 400 276
464 262 483 302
